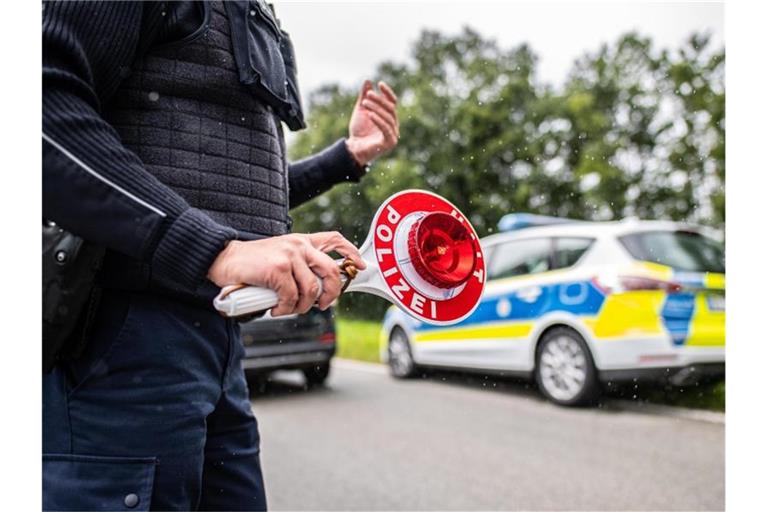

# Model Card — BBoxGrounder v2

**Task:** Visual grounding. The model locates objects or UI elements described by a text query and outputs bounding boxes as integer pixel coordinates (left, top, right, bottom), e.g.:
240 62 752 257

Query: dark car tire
244 371 269 394
388 327 418 378
303 362 331 387
535 326 600 407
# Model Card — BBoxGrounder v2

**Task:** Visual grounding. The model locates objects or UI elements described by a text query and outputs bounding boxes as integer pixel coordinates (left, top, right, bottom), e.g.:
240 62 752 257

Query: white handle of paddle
214 275 327 318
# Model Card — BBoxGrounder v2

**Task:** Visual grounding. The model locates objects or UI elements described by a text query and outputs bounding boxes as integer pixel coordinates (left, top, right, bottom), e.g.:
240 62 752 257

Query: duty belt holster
42 221 105 373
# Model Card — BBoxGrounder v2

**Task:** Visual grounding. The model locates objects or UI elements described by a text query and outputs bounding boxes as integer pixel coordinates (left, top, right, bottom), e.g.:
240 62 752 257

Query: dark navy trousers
43 289 267 511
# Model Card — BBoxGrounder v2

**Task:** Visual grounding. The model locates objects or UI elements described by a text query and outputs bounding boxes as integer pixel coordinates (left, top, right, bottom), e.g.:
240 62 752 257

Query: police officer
42 1 399 510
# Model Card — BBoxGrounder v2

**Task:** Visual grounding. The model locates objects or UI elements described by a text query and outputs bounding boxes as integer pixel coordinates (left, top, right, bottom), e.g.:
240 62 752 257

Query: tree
562 33 725 223
288 29 725 319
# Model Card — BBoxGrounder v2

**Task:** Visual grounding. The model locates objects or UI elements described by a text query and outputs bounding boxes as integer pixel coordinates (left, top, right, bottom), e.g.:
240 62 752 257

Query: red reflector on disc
408 212 476 288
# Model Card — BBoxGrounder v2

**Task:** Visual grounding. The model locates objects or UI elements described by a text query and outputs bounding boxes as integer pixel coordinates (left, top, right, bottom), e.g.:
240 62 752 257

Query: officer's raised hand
345 80 400 165
208 232 366 316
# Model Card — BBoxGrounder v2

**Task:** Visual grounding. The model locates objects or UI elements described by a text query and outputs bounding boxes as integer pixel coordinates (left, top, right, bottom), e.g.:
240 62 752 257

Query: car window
619 230 725 273
487 238 552 280
552 237 594 269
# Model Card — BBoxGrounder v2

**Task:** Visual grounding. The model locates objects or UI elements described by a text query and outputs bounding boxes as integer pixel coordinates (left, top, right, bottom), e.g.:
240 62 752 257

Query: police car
380 214 725 406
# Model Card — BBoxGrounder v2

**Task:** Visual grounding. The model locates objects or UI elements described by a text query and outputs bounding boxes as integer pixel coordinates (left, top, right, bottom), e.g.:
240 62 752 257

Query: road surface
251 361 724 511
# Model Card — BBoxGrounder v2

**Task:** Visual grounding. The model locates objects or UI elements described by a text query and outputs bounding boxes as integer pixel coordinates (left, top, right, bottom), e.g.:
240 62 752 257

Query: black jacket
43 1 365 294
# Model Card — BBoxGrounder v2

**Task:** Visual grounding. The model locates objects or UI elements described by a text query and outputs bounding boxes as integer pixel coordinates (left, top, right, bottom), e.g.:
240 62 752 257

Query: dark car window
552 237 594 270
619 230 725 273
488 238 552 280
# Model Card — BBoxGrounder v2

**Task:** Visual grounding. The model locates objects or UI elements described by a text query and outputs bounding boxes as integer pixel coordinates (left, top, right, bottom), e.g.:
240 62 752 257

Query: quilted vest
104 1 290 238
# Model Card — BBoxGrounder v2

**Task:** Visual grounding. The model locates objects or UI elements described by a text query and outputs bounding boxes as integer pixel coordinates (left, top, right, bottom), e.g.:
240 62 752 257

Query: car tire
303 362 331 387
244 371 269 395
535 327 600 406
388 327 417 378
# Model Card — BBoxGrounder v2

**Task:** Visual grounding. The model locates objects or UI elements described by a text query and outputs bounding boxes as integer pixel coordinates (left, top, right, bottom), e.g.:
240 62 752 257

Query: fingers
270 237 317 316
291 254 321 314
360 80 399 140
304 248 342 310
378 81 398 104
355 79 373 109
368 111 398 148
267 232 364 316
365 86 397 113
307 231 366 270
271 270 299 317
362 94 399 138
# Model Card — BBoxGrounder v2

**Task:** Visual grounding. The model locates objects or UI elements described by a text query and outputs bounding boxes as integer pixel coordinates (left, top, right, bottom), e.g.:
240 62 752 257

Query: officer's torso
104 1 290 238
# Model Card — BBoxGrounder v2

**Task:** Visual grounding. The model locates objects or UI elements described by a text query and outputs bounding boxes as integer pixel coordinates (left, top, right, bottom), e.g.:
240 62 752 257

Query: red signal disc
371 190 485 325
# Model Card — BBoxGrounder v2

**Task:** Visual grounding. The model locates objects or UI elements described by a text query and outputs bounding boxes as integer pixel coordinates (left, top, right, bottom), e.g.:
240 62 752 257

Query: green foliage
334 316 383 363
606 378 725 412
290 29 725 319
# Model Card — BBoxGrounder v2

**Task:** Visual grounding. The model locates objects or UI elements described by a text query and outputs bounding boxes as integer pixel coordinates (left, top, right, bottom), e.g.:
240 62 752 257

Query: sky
274 1 724 109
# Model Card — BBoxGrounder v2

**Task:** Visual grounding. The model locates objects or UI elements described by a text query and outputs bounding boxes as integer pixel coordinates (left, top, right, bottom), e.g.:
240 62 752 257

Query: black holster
42 222 104 373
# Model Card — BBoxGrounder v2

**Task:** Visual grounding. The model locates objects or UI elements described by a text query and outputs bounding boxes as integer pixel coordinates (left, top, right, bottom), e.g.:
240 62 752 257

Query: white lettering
376 247 392 263
450 209 464 223
392 278 411 300
430 300 437 318
386 205 401 225
383 266 398 278
376 224 393 242
410 293 426 314
473 269 485 284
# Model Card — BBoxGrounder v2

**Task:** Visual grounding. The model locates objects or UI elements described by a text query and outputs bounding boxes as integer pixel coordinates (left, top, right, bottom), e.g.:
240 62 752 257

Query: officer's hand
207 232 366 316
345 80 399 166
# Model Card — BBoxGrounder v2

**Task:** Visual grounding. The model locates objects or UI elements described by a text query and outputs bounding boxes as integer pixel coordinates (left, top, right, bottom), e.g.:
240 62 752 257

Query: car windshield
619 230 725 274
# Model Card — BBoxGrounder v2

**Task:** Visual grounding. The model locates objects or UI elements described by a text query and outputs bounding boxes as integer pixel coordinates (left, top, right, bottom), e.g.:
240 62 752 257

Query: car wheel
244 371 269 394
535 327 600 406
388 327 417 378
303 362 331 387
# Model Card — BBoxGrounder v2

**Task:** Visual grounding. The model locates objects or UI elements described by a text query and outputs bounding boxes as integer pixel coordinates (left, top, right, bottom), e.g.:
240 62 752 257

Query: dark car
239 307 336 387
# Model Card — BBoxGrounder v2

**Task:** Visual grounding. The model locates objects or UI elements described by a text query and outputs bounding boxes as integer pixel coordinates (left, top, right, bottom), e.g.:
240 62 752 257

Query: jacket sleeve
43 1 236 291
288 139 367 208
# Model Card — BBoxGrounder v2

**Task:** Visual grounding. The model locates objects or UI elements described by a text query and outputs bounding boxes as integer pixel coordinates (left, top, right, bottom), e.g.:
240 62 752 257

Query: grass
335 317 383 363
666 379 725 411
614 379 725 412
333 316 725 412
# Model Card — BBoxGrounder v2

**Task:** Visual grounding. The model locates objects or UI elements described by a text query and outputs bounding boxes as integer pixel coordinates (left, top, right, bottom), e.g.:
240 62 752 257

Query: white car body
381 218 725 385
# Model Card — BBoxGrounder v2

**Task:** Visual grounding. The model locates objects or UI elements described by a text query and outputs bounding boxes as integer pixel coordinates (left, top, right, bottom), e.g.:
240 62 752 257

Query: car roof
481 218 722 245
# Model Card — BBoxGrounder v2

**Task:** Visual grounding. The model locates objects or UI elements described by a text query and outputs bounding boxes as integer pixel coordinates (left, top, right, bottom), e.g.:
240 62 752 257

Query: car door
479 237 555 369
412 236 554 371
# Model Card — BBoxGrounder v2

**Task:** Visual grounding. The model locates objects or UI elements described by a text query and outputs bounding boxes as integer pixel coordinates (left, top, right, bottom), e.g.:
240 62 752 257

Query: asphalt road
250 361 724 511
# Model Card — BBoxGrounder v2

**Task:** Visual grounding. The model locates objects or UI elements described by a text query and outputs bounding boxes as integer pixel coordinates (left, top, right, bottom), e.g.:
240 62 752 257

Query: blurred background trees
289 30 725 318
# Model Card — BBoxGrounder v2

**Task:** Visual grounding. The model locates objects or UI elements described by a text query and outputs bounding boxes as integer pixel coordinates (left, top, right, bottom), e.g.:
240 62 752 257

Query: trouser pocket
43 454 156 511
64 289 134 396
